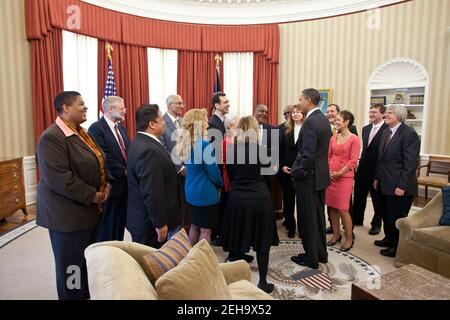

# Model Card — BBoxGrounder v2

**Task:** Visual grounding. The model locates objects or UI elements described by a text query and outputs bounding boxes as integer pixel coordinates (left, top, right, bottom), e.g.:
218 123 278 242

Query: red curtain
177 51 223 116
253 53 279 126
30 29 64 146
98 41 149 139
26 0 280 141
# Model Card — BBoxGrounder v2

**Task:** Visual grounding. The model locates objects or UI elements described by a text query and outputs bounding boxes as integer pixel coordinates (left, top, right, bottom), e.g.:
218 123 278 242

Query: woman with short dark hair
36 91 111 299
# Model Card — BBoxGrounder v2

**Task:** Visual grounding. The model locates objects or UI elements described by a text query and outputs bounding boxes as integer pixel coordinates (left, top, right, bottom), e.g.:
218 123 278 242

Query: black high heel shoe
327 234 342 246
340 240 354 252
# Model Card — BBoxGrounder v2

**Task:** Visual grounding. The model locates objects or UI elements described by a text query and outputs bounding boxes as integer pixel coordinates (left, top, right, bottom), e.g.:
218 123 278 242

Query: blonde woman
221 116 279 294
175 108 223 245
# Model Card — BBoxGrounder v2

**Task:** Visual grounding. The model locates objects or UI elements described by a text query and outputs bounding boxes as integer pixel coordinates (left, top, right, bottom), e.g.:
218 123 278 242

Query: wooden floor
0 205 36 236
0 195 433 237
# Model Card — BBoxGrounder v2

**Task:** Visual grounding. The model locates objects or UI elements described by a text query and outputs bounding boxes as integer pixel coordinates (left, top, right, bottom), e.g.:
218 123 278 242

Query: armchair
395 191 450 278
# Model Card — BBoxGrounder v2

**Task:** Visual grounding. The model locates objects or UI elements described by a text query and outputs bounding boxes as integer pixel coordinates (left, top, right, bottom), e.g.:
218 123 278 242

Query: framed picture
318 88 333 114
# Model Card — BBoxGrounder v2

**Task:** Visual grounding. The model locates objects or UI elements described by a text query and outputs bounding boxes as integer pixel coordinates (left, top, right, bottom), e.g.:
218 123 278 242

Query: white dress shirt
105 116 125 148
294 124 302 144
306 107 320 119
138 131 163 144
167 112 180 129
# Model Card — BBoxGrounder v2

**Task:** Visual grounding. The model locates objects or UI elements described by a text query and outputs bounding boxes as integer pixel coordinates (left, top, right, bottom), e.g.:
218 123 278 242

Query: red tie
114 124 127 162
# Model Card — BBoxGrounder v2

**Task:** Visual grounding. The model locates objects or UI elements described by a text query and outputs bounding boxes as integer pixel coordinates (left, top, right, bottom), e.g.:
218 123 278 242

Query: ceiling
84 0 406 24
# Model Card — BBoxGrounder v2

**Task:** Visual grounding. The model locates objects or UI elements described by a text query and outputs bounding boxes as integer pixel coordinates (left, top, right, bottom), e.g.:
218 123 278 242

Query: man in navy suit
88 96 130 241
291 88 332 269
374 105 420 257
353 104 388 235
126 104 182 248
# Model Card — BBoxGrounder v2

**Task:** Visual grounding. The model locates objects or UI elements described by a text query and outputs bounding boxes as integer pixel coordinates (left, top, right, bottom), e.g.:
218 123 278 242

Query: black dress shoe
374 238 390 247
227 253 254 263
298 253 327 264
287 230 295 238
380 247 397 257
327 234 342 246
369 226 381 235
326 227 333 234
257 282 275 294
290 255 319 269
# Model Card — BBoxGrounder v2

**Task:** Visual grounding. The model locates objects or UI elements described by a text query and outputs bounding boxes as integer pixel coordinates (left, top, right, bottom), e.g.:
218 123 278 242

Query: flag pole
106 42 113 63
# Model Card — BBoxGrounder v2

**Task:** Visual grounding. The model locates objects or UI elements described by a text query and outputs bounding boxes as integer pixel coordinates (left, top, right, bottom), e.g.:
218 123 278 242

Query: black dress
221 142 279 254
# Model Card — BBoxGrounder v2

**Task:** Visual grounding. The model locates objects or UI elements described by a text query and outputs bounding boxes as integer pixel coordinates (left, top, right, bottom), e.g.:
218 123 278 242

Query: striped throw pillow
143 228 192 284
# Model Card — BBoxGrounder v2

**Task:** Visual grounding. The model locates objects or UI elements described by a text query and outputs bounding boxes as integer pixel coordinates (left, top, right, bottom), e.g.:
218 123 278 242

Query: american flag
103 58 117 100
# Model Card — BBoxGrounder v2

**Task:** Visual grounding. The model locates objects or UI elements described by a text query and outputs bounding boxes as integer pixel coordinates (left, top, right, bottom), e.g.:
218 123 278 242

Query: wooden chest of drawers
0 157 27 219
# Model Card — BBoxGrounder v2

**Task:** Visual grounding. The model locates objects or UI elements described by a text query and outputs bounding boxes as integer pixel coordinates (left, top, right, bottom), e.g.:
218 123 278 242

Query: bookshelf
367 58 429 153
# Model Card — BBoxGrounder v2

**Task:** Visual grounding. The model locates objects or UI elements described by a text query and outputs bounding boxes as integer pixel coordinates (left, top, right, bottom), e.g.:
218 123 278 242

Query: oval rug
249 240 380 300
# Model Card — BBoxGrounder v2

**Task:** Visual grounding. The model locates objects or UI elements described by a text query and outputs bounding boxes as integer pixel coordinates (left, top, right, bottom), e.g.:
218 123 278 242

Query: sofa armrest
219 260 251 285
85 246 158 300
396 192 443 240
87 241 158 272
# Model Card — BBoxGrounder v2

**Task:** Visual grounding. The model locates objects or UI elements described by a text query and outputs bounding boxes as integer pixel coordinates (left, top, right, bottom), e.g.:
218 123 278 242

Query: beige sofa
85 240 273 300
395 191 450 278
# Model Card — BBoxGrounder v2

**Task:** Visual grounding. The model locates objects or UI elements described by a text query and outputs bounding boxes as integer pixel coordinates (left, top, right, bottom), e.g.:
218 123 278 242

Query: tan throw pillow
142 228 191 285
155 239 232 300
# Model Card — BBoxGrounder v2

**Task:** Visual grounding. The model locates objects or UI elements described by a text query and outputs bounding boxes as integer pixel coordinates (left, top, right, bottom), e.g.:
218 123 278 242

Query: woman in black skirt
221 116 279 294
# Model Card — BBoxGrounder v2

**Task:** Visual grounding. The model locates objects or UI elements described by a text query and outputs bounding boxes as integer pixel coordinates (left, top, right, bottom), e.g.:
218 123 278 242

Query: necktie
114 124 127 162
368 125 378 145
174 118 180 129
383 129 392 152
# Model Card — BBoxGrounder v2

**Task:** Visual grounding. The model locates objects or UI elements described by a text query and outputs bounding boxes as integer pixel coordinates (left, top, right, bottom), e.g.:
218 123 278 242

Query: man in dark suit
208 92 229 137
208 92 230 245
291 88 332 269
374 105 420 257
325 103 358 234
353 103 388 235
254 104 278 190
126 104 182 248
88 96 130 241
160 94 185 174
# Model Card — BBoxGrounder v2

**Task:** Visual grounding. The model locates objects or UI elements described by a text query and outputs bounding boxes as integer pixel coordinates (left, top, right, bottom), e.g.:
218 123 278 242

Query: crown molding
82 0 406 25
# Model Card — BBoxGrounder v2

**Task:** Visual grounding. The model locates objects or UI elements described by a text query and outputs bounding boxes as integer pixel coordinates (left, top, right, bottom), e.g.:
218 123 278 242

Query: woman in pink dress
326 111 361 251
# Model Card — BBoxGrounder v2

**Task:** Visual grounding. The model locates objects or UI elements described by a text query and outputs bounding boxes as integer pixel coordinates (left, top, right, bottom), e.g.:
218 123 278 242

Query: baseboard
23 156 37 206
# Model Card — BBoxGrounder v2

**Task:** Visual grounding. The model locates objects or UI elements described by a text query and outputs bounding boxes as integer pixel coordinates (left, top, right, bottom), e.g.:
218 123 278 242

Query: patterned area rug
249 240 380 300
0 219 37 249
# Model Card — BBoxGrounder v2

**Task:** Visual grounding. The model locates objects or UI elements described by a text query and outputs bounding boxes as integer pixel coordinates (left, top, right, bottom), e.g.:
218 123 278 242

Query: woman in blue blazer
176 108 223 245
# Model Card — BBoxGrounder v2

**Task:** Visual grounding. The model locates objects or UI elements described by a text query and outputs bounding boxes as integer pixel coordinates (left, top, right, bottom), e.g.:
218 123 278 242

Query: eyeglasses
283 112 290 116
172 101 185 105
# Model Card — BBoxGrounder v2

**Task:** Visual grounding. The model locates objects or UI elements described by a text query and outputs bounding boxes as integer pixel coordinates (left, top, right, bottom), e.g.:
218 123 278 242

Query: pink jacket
328 134 361 178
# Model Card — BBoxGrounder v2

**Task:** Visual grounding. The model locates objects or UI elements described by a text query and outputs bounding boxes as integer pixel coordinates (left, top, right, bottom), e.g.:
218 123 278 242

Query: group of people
35 87 420 299
278 94 420 267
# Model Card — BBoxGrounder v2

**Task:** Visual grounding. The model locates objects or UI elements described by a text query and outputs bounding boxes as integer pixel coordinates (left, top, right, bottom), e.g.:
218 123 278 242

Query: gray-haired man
88 96 130 241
